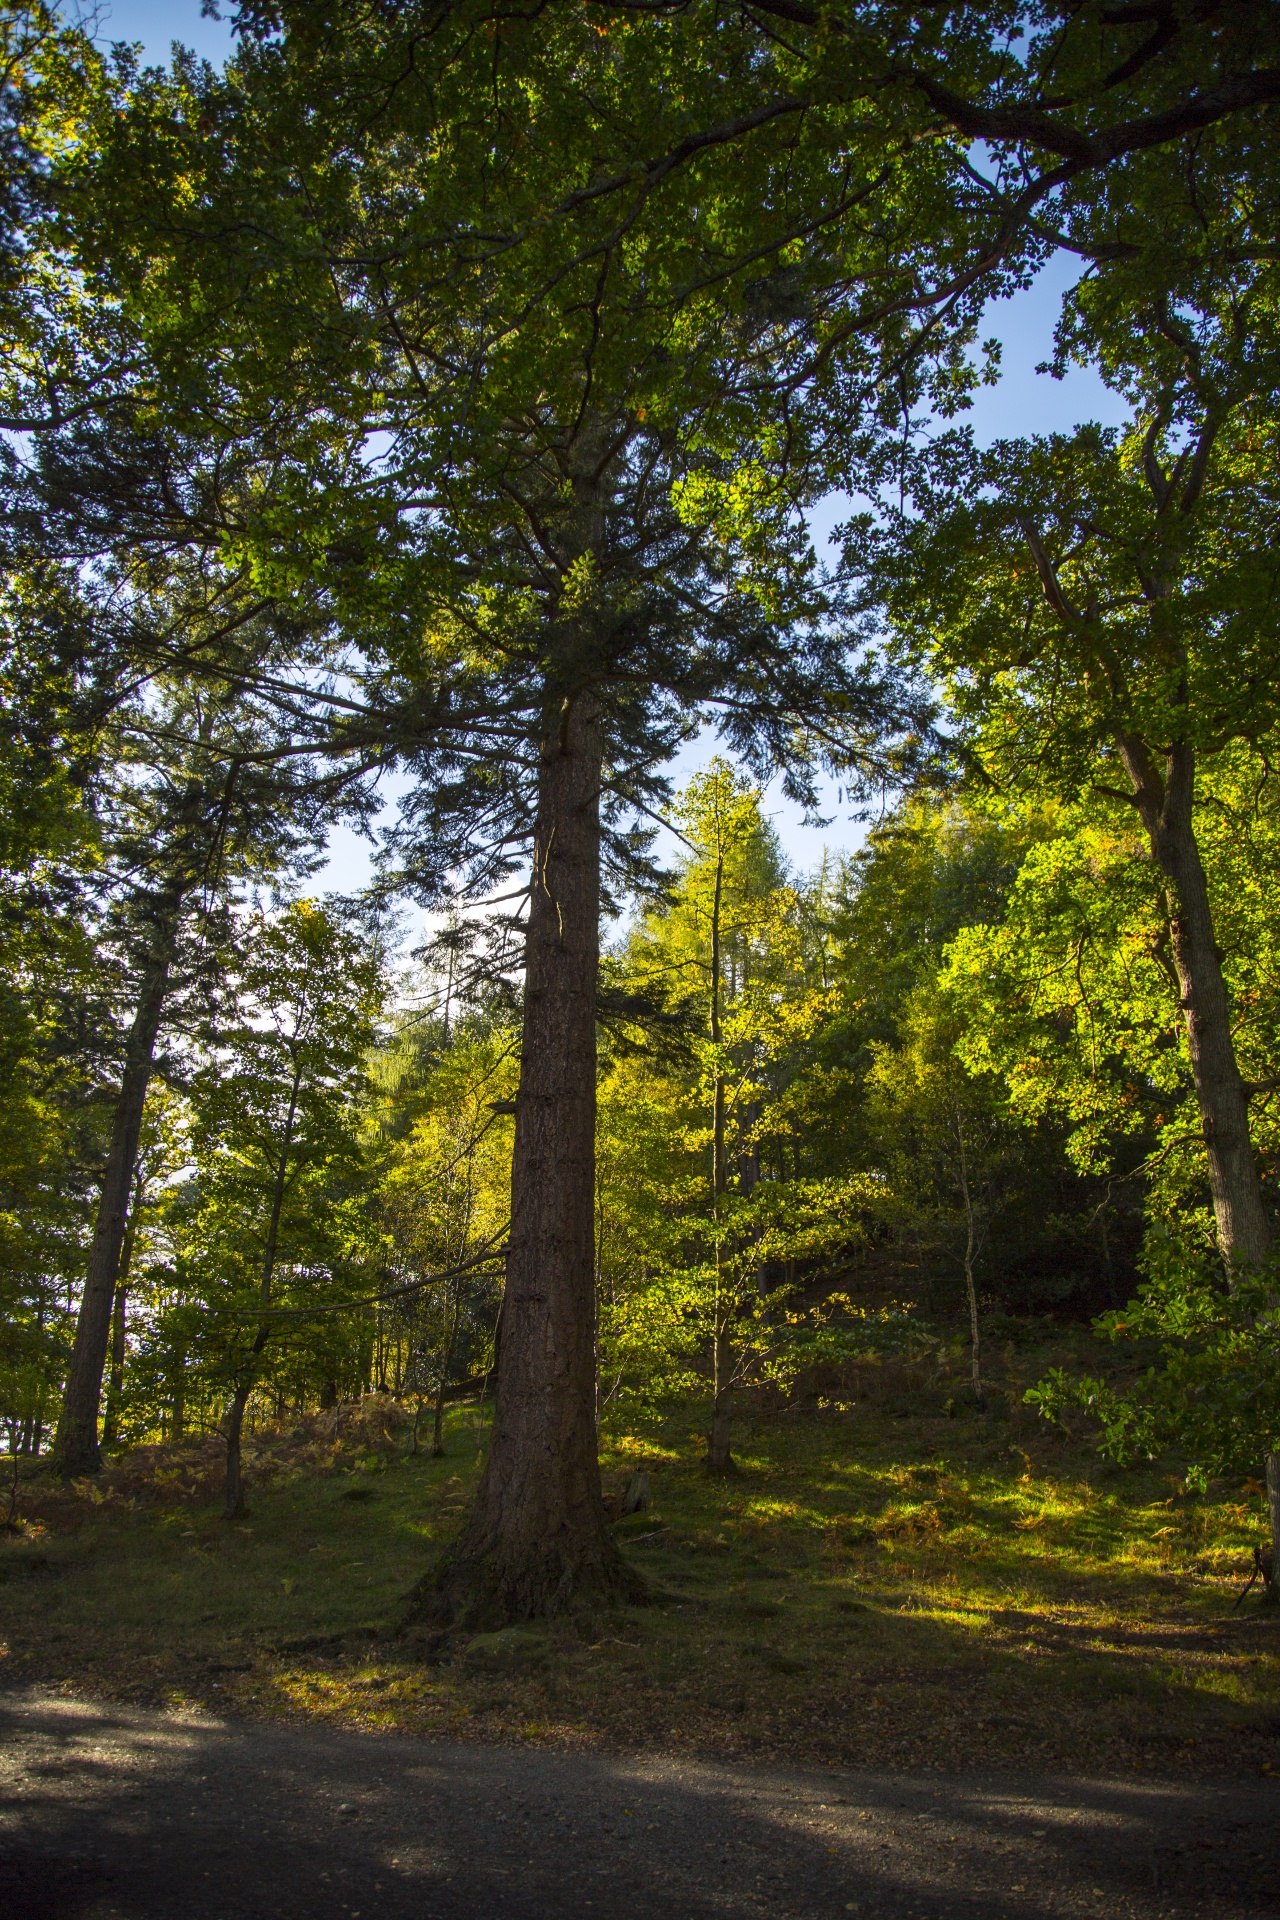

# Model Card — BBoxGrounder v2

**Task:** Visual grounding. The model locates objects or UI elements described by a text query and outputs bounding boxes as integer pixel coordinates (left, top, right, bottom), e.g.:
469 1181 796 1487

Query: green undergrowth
3 1332 1278 1779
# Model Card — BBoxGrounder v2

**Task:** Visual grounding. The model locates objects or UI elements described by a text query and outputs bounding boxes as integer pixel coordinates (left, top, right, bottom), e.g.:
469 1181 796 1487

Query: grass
3 1335 1279 1781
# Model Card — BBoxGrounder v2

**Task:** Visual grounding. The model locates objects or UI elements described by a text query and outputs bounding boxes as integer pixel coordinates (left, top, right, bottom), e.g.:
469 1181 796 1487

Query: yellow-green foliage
380 1028 517 1273
374 1026 518 1398
944 744 1280 1227
596 761 877 1408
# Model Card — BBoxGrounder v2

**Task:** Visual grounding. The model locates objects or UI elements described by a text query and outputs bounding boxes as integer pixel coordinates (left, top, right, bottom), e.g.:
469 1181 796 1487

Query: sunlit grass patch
739 1496 810 1524
601 1433 682 1464
4 1353 1279 1776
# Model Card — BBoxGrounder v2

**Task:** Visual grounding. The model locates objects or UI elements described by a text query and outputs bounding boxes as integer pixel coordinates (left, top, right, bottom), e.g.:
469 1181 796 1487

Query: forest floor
3 1330 1279 1787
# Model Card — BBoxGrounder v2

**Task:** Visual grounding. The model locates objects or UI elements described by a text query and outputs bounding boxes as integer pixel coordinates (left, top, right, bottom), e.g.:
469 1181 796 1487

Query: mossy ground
3 1334 1278 1780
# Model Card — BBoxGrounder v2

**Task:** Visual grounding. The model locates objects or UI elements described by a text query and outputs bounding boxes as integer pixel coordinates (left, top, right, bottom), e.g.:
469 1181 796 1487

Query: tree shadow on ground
1 1688 1275 1920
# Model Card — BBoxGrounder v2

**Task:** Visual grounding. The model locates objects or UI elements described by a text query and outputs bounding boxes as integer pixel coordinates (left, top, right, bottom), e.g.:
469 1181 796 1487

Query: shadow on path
0 1687 1274 1919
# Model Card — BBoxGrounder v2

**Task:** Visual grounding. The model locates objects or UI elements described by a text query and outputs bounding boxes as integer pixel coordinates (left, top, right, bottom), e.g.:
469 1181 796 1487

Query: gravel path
0 1687 1274 1919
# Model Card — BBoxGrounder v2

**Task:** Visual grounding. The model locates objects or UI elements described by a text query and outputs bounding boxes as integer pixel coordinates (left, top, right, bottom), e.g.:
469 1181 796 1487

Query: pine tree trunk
1118 737 1272 1268
413 692 640 1627
52 918 177 1475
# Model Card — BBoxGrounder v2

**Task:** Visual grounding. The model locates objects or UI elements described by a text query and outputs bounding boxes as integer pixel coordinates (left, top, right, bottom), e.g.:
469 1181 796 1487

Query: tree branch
1018 517 1081 623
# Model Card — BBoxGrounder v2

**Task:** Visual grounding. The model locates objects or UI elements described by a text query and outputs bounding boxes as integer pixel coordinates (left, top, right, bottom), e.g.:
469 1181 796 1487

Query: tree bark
101 1162 146 1452
1118 736 1272 1268
413 692 641 1626
708 1322 734 1472
1266 1452 1280 1604
224 1057 300 1518
52 914 178 1475
431 1278 463 1457
953 1105 985 1408
100 1284 129 1452
705 850 735 1473
223 1383 252 1520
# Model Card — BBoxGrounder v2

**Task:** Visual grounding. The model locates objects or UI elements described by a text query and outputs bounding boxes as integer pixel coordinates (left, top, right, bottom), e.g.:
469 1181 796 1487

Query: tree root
400 1532 649 1634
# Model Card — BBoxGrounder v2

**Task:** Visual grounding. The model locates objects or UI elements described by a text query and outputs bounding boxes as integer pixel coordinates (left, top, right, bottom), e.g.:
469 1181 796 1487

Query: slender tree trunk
101 1165 145 1452
414 692 639 1626
431 1280 463 1457
594 1187 605 1437
708 1321 734 1470
443 937 456 1041
224 1383 252 1520
953 1106 985 1408
53 918 178 1475
706 851 735 1473
1098 1205 1117 1307
914 1226 931 1314
706 1209 735 1471
224 1361 258 1518
169 1361 185 1444
224 1060 300 1518
1021 524 1266 1263
1120 736 1280 1584
100 1284 129 1452
1265 1453 1280 1603
1119 736 1272 1268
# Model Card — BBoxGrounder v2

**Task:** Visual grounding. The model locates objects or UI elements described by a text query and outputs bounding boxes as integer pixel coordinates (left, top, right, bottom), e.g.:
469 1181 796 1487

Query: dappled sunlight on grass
3 1357 1278 1780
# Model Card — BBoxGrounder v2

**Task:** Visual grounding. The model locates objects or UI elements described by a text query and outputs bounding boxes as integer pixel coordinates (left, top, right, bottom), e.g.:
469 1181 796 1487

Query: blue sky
87 2 1130 896
91 1 235 65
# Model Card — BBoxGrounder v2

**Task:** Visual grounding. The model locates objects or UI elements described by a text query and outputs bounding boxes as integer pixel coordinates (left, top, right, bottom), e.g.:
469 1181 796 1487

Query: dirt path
0 1686 1274 1919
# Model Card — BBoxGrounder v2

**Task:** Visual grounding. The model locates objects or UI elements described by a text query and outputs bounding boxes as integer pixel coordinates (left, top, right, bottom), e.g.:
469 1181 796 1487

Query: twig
1234 1545 1265 1607
208 1239 509 1319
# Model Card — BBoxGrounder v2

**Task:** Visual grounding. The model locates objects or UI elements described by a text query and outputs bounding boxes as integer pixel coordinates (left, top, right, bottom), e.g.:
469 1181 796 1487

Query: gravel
1 1685 1275 1918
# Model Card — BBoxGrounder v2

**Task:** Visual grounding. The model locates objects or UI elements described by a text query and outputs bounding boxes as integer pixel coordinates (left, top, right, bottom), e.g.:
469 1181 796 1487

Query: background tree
597 765 876 1460
20 0 1280 1616
865 984 1019 1409
379 1025 516 1456
0 566 102 1459
1031 1237 1280 1598
806 796 1130 1320
50 41 912 1601
179 898 386 1517
863 176 1280 1274
98 1085 187 1451
49 626 346 1476
944 751 1280 1568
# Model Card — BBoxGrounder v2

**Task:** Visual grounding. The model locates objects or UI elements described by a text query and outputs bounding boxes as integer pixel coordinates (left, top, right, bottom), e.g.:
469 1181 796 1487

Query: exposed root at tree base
401 1536 649 1634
